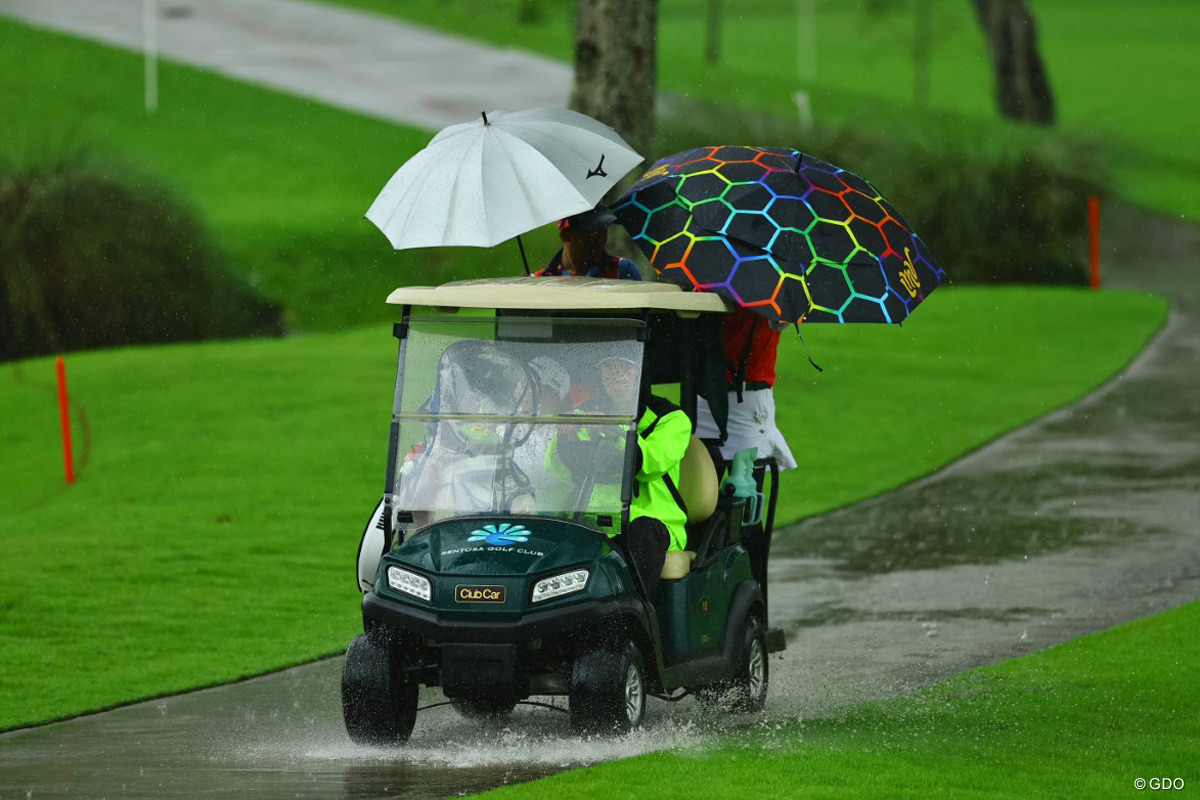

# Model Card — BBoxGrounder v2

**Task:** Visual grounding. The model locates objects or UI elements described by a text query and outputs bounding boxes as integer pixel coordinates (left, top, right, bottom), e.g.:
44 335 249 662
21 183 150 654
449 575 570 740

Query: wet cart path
3 209 1198 797
767 204 1200 713
0 0 570 130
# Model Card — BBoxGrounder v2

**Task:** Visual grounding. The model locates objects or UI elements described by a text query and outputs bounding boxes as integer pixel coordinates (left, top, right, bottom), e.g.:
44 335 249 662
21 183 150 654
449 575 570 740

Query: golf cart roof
387 277 730 314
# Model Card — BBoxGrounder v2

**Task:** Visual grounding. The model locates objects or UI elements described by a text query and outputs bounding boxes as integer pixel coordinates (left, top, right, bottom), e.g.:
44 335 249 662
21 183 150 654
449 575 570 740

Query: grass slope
0 328 389 731
0 287 1165 731
480 598 1200 799
0 17 561 332
315 0 1200 221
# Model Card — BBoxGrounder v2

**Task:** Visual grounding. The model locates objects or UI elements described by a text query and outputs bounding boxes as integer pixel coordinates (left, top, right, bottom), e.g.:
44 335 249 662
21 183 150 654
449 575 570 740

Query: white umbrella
365 107 643 261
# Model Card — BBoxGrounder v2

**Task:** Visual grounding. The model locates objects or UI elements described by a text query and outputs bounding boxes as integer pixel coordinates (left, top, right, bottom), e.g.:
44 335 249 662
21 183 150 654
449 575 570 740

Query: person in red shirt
535 205 642 280
695 307 796 470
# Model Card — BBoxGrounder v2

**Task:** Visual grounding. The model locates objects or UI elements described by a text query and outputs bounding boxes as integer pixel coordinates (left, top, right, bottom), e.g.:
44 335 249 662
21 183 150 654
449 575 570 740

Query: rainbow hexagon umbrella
612 145 946 326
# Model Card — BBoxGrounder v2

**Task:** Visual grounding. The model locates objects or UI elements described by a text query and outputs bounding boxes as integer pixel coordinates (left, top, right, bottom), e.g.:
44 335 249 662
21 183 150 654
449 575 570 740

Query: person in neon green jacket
596 357 693 597
630 394 691 550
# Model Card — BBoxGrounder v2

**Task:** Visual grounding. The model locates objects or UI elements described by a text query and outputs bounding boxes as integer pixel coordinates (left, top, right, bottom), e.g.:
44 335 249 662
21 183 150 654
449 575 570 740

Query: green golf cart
344 277 786 744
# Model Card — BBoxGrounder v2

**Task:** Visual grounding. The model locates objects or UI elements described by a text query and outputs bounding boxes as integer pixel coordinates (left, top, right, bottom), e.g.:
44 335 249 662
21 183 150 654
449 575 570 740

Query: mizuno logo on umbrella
586 155 608 179
899 247 921 297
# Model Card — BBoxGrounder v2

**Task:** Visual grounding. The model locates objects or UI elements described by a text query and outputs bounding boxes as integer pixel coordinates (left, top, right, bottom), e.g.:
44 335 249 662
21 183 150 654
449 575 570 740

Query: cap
558 204 617 232
597 355 636 374
529 356 570 400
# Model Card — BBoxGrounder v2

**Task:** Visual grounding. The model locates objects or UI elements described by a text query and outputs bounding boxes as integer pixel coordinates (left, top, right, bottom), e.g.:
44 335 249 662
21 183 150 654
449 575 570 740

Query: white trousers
696 388 797 470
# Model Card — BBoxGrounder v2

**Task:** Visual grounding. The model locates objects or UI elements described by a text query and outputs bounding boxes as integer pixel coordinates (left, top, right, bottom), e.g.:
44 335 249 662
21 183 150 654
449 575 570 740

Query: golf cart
344 277 786 744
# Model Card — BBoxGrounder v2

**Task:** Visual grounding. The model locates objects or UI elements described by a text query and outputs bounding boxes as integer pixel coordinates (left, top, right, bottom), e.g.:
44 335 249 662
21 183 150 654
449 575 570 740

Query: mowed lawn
0 287 1165 731
317 0 1200 222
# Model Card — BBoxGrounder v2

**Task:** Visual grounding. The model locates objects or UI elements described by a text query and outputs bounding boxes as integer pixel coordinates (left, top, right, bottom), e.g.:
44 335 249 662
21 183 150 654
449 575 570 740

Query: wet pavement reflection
3 205 1198 798
0 661 760 799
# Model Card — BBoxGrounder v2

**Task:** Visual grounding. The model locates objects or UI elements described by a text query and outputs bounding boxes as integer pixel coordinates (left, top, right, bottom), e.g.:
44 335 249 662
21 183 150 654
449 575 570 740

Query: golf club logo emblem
468 523 530 547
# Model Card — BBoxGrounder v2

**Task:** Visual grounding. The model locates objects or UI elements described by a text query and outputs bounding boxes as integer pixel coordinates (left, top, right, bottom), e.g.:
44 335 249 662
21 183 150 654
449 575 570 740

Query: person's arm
537 249 565 277
637 399 692 480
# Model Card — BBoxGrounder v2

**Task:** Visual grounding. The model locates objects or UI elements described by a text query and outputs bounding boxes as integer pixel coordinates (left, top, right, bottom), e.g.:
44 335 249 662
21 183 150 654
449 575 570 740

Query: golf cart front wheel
569 639 646 735
341 634 419 746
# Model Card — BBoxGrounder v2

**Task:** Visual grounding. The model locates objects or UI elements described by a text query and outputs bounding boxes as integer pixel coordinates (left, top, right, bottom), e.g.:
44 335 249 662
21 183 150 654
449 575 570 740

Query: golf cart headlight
531 569 589 603
387 566 432 602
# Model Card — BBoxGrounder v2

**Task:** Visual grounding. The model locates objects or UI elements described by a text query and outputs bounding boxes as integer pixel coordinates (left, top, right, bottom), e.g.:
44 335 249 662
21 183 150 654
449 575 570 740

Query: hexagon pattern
612 145 947 325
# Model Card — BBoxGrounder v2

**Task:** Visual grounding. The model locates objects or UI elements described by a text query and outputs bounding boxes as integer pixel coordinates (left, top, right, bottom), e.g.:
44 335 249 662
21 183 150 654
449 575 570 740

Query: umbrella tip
481 111 489 126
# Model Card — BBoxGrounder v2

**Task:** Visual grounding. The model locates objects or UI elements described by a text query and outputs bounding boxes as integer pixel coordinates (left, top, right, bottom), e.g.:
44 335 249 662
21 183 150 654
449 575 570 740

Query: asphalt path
0 0 571 129
2 1 1199 797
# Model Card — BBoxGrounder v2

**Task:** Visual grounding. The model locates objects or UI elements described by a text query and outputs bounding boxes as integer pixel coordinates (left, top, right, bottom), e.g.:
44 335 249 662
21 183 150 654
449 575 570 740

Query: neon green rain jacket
630 396 693 552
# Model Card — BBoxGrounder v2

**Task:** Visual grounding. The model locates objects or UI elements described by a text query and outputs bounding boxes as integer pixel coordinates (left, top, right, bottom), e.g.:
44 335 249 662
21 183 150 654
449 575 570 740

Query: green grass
0 17 561 332
0 328 391 731
314 0 1200 221
480 597 1200 799
0 287 1165 731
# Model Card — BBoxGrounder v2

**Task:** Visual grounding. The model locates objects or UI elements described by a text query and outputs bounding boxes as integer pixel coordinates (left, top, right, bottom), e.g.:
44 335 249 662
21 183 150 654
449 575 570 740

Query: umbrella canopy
367 107 643 250
613 145 946 326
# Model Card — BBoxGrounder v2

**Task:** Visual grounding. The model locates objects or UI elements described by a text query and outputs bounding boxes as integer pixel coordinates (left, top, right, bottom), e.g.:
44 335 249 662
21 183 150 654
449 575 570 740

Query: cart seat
678 436 718 523
659 436 718 579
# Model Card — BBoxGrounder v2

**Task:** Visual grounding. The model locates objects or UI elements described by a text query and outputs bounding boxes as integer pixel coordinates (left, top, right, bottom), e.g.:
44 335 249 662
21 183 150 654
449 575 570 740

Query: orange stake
1088 195 1101 290
55 356 75 484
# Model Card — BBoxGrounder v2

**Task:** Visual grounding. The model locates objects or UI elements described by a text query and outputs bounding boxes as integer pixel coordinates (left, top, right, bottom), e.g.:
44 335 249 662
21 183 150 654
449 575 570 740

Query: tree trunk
972 0 1055 125
570 0 658 160
705 0 720 64
913 0 932 108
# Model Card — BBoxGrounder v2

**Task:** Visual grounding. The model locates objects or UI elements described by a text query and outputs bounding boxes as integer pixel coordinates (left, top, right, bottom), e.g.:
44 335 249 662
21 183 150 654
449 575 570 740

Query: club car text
455 584 507 604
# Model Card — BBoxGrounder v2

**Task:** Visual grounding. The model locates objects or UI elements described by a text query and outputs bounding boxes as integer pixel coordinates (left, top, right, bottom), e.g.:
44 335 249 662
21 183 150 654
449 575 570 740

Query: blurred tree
570 0 658 158
972 0 1055 125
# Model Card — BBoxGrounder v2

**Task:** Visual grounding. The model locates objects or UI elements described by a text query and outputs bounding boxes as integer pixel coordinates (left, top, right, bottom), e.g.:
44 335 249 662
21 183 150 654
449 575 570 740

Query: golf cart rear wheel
732 615 769 712
569 639 646 735
341 634 419 746
695 615 769 713
450 694 519 721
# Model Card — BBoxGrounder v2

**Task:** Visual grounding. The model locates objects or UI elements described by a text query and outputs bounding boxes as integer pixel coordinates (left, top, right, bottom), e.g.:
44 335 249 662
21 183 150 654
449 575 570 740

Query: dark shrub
654 102 1107 285
0 154 283 361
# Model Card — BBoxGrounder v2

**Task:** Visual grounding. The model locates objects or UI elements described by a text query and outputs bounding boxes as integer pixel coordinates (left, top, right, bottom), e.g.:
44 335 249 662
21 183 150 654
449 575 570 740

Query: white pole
793 90 814 131
796 0 817 82
144 0 158 113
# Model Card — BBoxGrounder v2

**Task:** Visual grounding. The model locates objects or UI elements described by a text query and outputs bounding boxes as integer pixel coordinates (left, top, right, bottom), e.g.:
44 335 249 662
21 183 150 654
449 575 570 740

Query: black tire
730 615 769 712
450 694 520 721
694 615 769 713
341 634 419 746
569 639 646 735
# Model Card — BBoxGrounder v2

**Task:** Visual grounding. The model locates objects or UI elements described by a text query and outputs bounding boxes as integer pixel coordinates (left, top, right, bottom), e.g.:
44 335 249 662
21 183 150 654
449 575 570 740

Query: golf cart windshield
389 315 644 532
